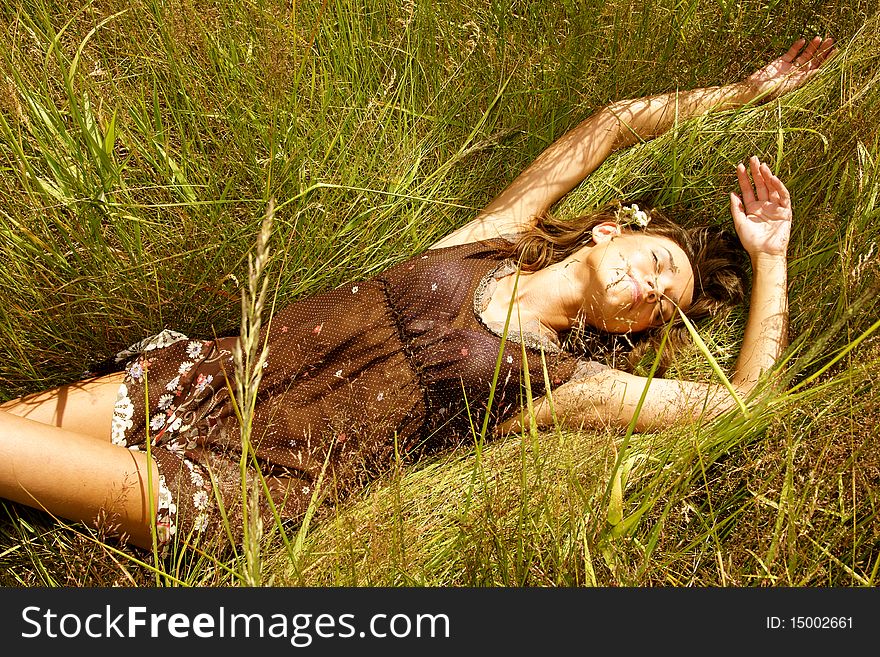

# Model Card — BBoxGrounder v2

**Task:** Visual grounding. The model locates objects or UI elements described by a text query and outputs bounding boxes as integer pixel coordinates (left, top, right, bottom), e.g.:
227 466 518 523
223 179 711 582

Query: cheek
676 279 696 311
590 283 629 318
590 246 627 279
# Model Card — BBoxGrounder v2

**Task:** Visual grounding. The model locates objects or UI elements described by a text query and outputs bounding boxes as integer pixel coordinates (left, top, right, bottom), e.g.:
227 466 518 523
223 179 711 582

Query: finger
795 36 822 65
729 192 746 223
760 162 778 190
820 46 838 67
750 156 768 201
802 37 833 72
811 38 836 67
817 37 835 55
781 38 806 64
736 162 756 205
762 167 791 208
769 172 791 206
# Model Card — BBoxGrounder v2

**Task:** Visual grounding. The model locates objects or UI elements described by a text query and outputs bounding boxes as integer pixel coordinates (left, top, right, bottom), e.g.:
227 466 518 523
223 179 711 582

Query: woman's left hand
729 156 792 259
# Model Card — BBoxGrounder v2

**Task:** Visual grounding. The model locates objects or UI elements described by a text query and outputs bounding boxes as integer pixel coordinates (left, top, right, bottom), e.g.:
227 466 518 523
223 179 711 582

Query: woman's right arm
433 37 833 250
432 84 752 249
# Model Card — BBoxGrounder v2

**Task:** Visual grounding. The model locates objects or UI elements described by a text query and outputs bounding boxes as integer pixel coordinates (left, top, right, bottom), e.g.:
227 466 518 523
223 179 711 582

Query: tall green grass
0 0 877 586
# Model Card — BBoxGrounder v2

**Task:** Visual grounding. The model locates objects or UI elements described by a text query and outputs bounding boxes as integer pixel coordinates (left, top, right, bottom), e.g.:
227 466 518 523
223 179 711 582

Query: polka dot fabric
115 239 581 546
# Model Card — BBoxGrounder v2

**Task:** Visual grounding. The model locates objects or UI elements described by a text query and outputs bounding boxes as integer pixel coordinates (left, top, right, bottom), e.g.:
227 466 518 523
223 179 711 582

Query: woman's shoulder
399 235 517 266
428 229 521 251
378 237 515 288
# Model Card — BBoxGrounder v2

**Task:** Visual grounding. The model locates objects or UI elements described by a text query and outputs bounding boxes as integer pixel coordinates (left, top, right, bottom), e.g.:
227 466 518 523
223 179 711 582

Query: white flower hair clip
616 203 650 228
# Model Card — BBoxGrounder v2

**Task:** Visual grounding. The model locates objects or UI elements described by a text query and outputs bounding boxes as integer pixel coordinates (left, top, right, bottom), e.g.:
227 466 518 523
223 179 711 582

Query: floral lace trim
111 383 134 446
114 329 189 364
568 358 610 382
155 474 178 544
472 259 562 353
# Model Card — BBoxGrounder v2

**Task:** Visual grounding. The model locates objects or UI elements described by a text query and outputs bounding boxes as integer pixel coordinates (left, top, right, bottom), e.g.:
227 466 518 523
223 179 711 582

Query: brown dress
111 239 583 546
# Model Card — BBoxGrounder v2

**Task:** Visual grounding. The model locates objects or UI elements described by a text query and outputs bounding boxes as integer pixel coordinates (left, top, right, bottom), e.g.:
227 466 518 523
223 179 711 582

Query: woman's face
579 223 695 334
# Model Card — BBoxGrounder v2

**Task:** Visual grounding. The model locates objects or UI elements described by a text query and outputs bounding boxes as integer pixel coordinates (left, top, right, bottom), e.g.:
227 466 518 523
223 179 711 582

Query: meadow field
0 0 878 586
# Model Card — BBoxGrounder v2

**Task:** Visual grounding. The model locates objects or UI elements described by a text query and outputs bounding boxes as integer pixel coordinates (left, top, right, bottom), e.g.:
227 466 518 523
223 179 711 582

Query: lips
628 275 643 306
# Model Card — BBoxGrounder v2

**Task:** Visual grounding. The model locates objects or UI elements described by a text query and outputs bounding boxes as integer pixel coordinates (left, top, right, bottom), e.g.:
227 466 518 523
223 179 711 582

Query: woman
0 37 835 550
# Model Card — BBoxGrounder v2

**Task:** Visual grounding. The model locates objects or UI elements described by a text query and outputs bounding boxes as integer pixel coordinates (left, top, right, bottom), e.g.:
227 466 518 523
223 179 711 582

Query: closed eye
651 252 665 321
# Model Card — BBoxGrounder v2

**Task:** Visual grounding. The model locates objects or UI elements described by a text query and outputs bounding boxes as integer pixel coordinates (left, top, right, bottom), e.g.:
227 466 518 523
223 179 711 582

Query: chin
589 317 628 335
598 315 649 335
602 324 634 335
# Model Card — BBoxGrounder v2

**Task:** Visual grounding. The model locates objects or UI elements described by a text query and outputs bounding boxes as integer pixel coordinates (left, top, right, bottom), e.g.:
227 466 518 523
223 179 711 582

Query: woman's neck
487 253 590 335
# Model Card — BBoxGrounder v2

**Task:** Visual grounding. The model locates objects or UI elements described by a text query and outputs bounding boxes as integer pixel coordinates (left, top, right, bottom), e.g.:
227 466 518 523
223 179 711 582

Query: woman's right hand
741 36 835 102
729 156 792 259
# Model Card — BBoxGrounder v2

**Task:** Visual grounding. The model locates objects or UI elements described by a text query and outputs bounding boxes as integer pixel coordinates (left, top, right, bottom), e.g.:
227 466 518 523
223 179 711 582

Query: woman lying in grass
0 37 834 550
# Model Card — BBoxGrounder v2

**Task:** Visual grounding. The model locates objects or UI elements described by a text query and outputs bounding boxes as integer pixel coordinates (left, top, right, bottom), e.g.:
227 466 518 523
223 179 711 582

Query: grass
0 0 878 586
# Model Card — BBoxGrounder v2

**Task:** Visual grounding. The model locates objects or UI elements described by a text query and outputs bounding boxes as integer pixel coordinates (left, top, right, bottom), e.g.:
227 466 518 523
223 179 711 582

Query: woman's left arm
433 37 834 249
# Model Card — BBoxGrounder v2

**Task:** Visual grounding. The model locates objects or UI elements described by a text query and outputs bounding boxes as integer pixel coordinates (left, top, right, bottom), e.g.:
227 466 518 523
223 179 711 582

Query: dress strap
472 259 562 353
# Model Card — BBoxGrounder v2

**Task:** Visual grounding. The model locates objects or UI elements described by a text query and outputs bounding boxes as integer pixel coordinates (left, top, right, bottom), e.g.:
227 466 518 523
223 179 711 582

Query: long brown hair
504 200 748 374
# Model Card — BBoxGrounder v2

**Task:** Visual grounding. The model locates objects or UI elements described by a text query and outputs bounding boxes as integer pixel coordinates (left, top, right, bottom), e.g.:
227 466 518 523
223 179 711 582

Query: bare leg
0 410 159 549
0 372 125 441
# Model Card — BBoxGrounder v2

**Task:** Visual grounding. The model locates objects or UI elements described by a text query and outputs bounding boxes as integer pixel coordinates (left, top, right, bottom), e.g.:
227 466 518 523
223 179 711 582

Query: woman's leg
0 410 159 549
0 372 125 441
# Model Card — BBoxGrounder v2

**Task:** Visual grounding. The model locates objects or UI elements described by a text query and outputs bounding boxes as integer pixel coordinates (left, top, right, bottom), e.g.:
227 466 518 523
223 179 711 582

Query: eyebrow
663 247 680 274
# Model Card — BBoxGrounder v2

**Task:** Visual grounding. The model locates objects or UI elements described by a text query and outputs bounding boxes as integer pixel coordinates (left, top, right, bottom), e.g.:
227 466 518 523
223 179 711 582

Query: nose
644 275 662 303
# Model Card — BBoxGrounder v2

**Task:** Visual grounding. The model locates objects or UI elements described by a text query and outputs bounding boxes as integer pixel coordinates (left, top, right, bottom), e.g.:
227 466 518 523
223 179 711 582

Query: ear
591 221 621 244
